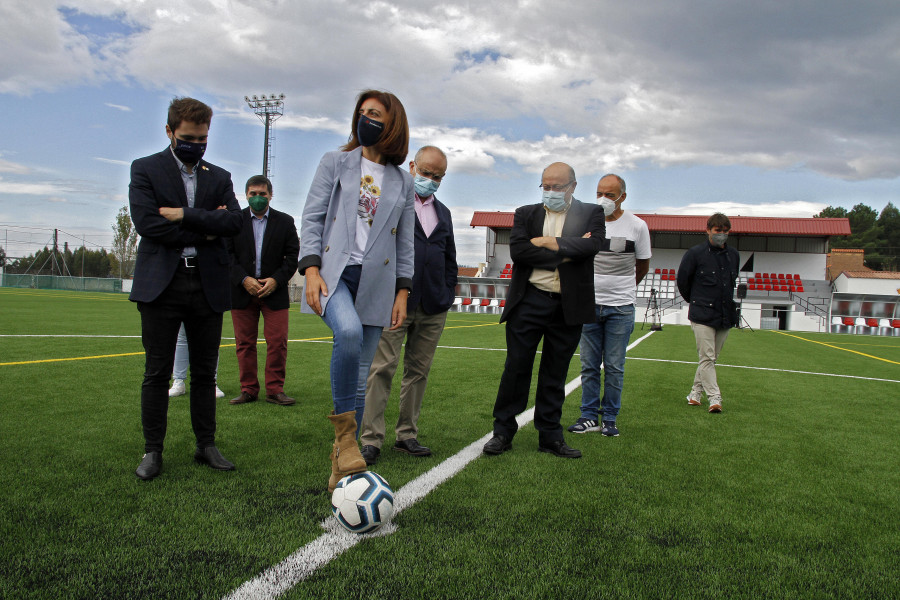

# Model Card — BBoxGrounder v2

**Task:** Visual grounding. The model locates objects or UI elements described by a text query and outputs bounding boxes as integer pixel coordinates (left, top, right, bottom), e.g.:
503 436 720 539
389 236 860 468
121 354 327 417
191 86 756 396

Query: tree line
815 202 900 271
1 206 138 278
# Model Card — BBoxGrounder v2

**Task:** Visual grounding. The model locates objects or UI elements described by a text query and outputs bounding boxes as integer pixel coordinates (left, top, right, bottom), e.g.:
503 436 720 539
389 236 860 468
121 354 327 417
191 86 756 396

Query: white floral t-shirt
349 157 385 264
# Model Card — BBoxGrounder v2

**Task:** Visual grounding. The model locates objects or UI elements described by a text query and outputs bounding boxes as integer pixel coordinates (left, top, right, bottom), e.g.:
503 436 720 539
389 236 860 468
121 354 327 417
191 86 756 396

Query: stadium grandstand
455 212 900 336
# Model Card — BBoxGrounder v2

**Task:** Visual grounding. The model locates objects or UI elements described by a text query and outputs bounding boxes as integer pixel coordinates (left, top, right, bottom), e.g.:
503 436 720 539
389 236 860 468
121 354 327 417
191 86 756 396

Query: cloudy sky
2 0 899 266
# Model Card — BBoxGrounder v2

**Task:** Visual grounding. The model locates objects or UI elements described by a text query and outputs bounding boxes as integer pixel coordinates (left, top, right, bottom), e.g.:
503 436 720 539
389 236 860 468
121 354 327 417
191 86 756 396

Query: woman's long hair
341 89 409 166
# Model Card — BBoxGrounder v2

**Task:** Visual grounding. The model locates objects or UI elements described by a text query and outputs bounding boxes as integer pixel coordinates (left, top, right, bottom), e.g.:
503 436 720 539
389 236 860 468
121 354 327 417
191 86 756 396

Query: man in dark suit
129 97 243 480
226 175 300 407
360 146 458 465
483 162 605 459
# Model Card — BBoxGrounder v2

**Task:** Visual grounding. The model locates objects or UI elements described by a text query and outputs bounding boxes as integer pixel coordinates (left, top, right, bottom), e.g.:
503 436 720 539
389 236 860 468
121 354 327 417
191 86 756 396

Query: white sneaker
215 386 225 399
168 379 186 397
686 391 702 406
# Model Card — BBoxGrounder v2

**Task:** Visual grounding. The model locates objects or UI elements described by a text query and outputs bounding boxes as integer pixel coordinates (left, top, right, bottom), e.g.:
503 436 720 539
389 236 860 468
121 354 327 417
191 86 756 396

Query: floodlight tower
244 93 285 178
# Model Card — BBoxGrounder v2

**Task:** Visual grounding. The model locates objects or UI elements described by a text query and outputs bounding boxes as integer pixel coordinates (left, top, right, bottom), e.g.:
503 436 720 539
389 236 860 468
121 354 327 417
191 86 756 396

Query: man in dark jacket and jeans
676 213 740 413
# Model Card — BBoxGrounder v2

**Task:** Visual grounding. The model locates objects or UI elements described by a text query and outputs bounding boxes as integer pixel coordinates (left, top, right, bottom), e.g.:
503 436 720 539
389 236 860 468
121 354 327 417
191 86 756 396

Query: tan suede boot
327 411 367 492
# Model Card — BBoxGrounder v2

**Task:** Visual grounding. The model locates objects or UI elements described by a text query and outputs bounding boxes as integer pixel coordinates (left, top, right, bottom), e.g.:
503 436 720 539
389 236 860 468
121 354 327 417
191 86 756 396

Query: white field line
222 334 654 600
626 357 900 384
5 332 896 386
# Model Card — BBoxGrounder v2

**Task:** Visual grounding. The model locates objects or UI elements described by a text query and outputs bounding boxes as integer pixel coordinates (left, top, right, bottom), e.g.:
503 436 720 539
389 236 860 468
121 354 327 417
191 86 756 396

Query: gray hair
600 173 626 194
414 145 447 163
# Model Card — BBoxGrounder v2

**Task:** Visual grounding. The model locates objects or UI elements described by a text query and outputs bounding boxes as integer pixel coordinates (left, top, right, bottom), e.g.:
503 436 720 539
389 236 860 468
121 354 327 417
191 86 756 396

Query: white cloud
650 201 829 219
105 102 131 112
4 0 900 184
0 158 30 174
93 157 130 166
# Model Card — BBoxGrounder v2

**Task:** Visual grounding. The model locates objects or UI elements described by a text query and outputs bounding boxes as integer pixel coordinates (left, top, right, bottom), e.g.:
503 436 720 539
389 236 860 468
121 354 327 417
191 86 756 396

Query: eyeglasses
414 163 445 182
539 180 575 192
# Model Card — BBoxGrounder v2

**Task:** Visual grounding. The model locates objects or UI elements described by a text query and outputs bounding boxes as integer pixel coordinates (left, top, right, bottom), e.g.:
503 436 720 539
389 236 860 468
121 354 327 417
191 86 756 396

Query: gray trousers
360 305 448 448
690 322 730 401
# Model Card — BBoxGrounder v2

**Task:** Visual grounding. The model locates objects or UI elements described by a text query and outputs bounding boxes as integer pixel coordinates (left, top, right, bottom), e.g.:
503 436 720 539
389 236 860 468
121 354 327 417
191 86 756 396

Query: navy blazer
128 148 243 312
227 206 300 311
501 199 606 326
410 195 458 315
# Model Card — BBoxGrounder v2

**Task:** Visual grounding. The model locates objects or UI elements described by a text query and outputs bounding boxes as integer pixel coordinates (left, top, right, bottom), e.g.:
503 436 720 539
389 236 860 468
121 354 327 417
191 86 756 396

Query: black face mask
357 114 384 147
171 137 207 164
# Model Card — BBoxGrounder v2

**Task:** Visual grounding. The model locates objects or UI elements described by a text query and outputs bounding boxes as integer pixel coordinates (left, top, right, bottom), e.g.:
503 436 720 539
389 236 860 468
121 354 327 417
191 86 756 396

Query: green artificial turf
0 288 897 599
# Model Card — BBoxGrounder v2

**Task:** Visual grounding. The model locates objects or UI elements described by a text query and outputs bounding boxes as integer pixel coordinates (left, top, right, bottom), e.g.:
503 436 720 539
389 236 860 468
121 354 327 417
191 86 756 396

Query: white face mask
599 197 618 216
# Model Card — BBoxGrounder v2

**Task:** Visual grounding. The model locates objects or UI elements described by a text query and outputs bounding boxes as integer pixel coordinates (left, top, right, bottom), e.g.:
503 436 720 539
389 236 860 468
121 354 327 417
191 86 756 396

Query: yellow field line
772 330 900 365
0 336 335 366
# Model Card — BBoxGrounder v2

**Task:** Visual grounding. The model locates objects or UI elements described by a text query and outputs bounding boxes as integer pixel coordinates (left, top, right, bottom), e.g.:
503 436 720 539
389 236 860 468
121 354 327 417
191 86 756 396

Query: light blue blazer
298 147 415 327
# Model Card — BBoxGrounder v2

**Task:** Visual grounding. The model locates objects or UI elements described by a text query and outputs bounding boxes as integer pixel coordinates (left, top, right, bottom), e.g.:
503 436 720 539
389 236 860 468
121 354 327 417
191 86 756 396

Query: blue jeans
578 304 635 423
172 323 219 381
321 266 384 432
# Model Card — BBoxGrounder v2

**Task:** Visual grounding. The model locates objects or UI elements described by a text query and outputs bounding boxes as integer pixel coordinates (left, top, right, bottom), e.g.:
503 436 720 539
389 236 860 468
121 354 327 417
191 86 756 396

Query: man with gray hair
360 146 458 465
483 162 605 459
568 174 650 437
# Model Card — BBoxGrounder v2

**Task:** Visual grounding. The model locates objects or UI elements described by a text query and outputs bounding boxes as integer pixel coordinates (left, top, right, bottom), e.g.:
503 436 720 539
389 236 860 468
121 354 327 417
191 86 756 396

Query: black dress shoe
135 452 162 480
538 440 582 458
194 446 235 470
483 434 512 455
361 445 381 466
393 438 432 457
230 391 257 405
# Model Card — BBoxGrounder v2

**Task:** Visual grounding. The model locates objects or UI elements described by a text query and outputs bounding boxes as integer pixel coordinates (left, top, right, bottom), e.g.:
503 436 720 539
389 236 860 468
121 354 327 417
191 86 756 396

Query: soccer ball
331 471 394 534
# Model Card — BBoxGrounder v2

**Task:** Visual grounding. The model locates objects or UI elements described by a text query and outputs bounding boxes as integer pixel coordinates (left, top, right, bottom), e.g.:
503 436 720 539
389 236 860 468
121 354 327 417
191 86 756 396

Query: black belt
179 256 198 268
527 283 561 300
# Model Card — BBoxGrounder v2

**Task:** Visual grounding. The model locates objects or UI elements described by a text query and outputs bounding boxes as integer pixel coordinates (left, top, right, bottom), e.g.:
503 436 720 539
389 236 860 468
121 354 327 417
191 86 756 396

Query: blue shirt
250 208 269 279
170 148 198 258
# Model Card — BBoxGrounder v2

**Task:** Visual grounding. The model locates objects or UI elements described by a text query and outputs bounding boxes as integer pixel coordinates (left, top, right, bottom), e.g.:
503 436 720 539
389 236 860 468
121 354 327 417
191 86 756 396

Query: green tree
111 205 138 278
814 206 849 218
847 203 878 235
0 245 6 268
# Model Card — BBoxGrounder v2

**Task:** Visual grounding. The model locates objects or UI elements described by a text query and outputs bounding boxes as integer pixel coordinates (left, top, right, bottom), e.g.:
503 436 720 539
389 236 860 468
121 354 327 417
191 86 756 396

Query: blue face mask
413 174 440 198
542 190 569 212
357 114 384 147
171 137 206 164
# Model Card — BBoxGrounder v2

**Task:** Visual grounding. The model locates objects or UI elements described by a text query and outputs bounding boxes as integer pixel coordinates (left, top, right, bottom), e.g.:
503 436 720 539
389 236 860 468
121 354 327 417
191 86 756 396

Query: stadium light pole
244 94 285 178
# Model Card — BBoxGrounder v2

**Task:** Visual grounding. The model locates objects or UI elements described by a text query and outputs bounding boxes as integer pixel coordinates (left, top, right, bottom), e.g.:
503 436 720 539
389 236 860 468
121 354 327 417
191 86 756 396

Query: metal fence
0 273 122 293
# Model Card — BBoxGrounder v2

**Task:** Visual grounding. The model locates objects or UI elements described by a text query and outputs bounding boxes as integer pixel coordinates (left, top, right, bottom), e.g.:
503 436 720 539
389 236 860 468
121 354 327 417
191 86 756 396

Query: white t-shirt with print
593 210 652 306
349 157 385 265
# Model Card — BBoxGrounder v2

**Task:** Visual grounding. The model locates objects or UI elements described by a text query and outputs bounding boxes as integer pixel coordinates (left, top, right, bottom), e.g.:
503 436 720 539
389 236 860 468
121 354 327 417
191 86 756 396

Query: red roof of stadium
469 211 850 236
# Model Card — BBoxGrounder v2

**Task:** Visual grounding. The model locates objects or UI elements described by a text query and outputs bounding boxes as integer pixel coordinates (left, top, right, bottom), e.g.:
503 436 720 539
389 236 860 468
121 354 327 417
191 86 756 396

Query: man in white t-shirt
568 174 650 436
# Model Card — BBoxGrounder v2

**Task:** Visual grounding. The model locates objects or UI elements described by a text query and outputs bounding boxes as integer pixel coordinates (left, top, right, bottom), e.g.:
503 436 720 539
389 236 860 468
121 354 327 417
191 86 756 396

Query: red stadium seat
749 284 757 290
500 299 506 307
794 274 800 280
755 272 761 279
764 285 772 291
778 273 785 279
655 268 661 274
763 273 770 279
461 298 472 305
780 285 788 291
480 299 490 306
841 317 855 326
866 318 879 327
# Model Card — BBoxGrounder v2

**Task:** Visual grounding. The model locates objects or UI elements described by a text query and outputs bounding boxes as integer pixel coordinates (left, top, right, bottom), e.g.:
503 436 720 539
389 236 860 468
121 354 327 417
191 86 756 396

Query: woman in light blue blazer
298 90 415 492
